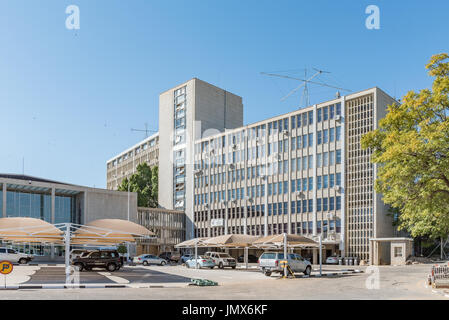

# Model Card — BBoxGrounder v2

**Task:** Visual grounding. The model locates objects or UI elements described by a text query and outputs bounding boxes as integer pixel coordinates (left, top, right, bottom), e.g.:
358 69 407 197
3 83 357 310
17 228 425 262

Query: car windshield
261 253 276 259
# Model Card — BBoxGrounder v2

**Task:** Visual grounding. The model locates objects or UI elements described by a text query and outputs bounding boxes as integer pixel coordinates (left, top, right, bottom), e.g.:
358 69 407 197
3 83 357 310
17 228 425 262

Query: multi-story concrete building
192 87 396 261
106 133 159 190
157 78 243 238
106 80 398 262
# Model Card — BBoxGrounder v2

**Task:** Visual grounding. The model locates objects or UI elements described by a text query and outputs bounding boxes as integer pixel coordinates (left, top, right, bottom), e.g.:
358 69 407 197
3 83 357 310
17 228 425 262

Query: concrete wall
390 240 413 265
373 88 398 239
158 78 243 241
84 189 138 223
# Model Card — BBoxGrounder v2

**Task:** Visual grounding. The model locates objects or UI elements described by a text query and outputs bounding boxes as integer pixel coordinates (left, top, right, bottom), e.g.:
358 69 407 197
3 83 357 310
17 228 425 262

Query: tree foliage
118 163 158 208
361 53 449 239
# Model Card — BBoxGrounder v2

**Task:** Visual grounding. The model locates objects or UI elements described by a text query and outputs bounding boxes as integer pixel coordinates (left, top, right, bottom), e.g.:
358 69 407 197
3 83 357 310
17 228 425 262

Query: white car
325 256 341 264
133 254 167 266
0 247 33 264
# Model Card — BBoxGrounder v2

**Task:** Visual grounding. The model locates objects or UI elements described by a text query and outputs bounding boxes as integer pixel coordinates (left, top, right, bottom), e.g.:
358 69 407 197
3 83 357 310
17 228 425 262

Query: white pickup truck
0 247 33 264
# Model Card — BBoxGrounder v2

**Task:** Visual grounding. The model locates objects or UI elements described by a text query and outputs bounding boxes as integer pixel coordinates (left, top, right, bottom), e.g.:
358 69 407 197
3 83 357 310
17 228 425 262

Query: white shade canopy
202 234 261 248
71 219 155 245
174 237 209 248
253 234 318 248
0 217 64 243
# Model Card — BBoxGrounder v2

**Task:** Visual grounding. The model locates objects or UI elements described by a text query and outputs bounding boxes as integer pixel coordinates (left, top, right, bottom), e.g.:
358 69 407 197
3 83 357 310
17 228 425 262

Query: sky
0 0 448 188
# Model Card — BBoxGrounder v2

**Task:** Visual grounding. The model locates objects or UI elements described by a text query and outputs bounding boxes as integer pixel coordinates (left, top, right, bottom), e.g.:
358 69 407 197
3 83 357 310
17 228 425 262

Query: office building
192 87 396 261
106 133 159 190
107 80 398 261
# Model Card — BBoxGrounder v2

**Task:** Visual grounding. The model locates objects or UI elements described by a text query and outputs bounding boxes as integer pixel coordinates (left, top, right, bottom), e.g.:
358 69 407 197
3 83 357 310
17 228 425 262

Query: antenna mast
261 68 351 109
131 123 157 139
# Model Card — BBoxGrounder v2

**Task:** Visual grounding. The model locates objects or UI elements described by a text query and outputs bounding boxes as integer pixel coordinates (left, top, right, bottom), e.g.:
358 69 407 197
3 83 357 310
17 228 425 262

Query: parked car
237 254 259 263
181 253 193 263
159 252 181 263
185 256 215 269
325 256 341 264
0 247 33 264
258 252 312 277
205 252 236 269
133 254 167 266
72 250 122 272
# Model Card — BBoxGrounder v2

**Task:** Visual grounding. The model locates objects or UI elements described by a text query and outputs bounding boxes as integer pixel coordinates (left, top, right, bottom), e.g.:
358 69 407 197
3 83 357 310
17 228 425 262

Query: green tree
117 244 127 254
361 53 449 240
118 163 158 208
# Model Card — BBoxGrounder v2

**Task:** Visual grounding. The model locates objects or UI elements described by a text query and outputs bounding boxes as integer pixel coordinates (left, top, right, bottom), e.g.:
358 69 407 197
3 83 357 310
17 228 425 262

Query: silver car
258 252 312 276
185 256 215 269
133 254 167 266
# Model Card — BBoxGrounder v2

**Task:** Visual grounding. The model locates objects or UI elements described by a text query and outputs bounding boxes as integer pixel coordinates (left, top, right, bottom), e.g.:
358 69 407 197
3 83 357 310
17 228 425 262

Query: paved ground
0 263 447 299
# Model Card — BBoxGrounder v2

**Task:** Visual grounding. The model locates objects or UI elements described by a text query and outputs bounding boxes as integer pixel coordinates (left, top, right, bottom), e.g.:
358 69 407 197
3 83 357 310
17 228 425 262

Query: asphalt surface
24 266 191 285
0 263 447 300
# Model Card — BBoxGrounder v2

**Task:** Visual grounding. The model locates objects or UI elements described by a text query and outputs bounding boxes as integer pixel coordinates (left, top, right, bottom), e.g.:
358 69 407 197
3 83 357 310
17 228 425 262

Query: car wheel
304 266 311 276
18 258 28 265
143 261 148 266
186 263 190 268
209 266 214 269
107 263 117 272
218 262 224 269
231 266 236 269
264 270 272 277
85 266 92 271
196 263 201 269
161 261 167 266
74 263 84 272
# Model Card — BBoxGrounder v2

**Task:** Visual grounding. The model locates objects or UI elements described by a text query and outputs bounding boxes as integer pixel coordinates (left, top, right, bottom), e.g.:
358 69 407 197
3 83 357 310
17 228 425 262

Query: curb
296 269 362 278
0 282 190 290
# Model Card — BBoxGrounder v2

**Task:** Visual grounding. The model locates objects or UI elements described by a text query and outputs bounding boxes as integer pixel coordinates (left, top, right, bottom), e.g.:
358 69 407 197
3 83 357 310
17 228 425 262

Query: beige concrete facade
158 78 244 240
192 87 398 262
0 174 138 224
106 133 159 190
369 238 413 265
136 207 186 255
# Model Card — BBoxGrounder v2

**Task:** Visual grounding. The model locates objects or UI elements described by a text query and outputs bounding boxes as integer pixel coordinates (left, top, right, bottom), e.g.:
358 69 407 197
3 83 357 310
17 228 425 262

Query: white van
0 247 33 264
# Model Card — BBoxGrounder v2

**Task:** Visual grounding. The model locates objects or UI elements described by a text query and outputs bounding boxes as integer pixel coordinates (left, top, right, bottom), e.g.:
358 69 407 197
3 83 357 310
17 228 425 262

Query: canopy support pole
283 233 287 277
319 234 322 276
245 247 248 269
195 241 198 270
64 223 71 283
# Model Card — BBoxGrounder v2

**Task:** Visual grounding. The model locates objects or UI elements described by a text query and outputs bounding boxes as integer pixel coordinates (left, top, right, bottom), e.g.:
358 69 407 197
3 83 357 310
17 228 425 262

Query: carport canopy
0 217 64 243
71 219 155 245
202 234 261 248
174 237 209 248
253 234 318 248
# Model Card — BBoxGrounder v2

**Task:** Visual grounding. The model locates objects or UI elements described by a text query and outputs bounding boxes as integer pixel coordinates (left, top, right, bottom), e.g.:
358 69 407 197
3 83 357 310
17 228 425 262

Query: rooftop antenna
261 68 351 109
131 123 157 139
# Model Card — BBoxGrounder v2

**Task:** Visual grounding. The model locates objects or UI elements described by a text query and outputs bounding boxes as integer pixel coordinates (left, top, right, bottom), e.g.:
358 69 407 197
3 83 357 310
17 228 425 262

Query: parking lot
0 262 447 300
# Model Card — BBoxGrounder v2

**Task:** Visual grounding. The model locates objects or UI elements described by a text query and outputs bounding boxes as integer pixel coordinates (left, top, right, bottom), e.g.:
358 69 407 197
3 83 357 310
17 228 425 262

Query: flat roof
107 132 159 163
0 174 73 186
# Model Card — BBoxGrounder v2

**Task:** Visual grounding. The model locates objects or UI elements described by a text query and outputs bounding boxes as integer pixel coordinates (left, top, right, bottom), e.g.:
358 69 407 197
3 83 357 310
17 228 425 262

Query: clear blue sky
0 1 448 188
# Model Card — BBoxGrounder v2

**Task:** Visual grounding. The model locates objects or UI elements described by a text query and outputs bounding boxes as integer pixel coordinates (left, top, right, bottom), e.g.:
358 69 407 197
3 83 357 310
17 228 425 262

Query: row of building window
194 219 342 238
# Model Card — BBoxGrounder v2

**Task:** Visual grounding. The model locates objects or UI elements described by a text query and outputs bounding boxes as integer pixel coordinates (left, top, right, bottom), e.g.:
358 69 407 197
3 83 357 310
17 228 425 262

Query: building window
394 246 403 257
